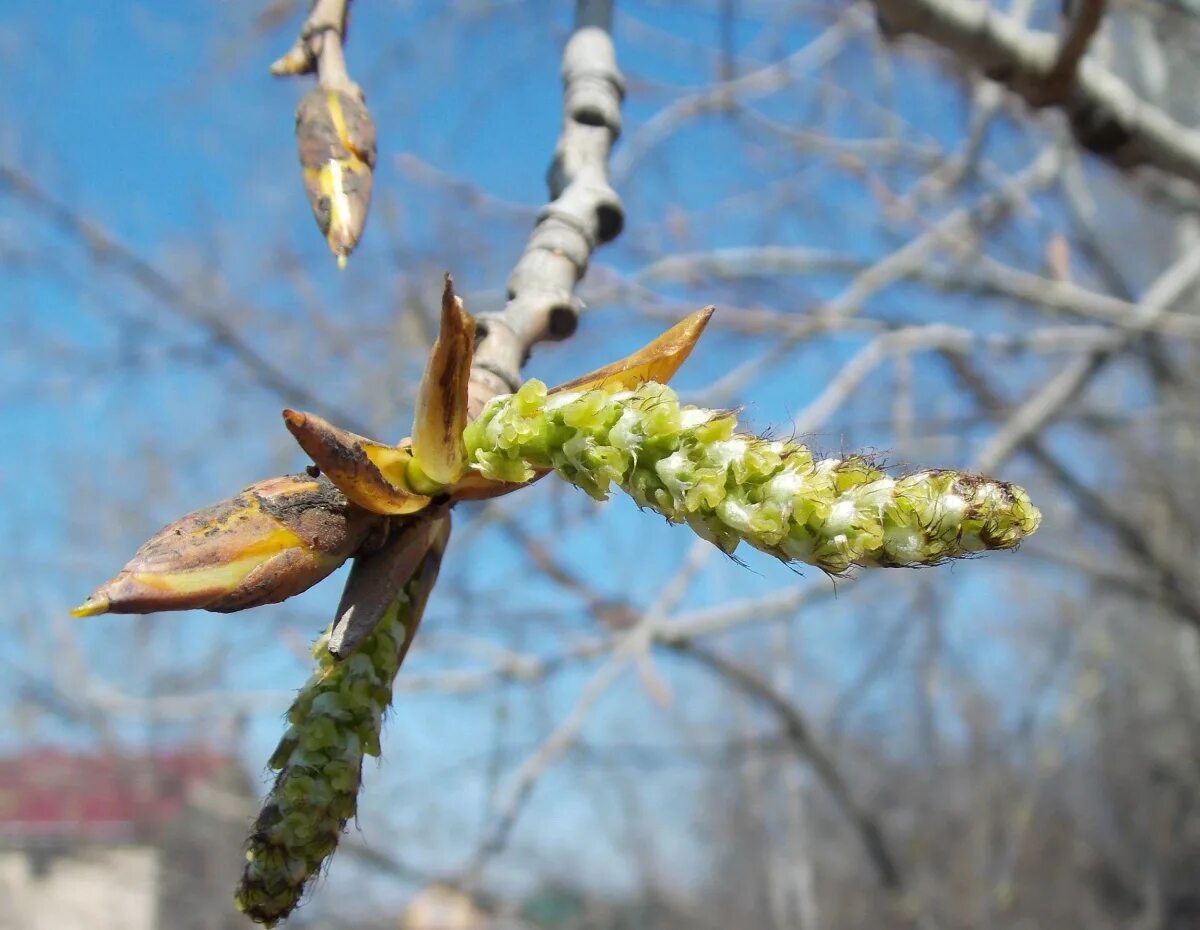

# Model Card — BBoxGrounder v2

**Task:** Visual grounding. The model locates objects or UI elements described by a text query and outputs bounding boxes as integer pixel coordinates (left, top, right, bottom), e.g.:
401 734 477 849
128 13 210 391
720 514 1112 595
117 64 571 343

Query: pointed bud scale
328 514 445 658
549 306 713 395
283 409 430 515
464 381 1041 572
269 42 314 77
409 276 476 488
72 475 379 617
236 516 450 926
295 88 376 265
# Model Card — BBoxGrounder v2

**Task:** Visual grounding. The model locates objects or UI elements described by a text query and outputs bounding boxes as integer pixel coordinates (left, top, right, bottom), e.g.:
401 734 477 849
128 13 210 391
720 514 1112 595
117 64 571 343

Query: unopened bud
295 88 376 265
72 474 379 617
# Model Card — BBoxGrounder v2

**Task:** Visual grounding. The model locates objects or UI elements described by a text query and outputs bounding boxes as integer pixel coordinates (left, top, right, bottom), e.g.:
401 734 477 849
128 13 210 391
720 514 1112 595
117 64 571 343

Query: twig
610 5 871 186
270 0 357 94
388 577 839 701
1038 0 1106 105
462 647 631 882
671 641 908 895
873 0 1200 184
463 539 709 877
610 243 1200 338
974 244 1200 471
697 147 1062 406
468 0 626 416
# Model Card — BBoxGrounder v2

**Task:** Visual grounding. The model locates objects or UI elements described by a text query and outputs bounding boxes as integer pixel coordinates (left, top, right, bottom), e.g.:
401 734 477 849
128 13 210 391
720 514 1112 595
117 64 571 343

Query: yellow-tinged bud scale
282 410 431 514
295 88 376 265
72 475 378 617
409 276 476 488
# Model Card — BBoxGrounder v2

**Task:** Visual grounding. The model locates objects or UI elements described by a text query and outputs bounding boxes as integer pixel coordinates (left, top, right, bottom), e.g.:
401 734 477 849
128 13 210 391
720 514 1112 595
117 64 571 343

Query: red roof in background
0 747 234 840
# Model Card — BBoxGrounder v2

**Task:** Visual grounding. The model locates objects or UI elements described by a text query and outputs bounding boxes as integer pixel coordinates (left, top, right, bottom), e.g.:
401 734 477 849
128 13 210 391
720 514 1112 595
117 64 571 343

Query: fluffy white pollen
765 470 804 499
939 492 967 521
828 498 858 530
655 451 691 498
975 483 1002 505
884 526 922 563
814 458 841 478
609 409 642 453
709 438 748 469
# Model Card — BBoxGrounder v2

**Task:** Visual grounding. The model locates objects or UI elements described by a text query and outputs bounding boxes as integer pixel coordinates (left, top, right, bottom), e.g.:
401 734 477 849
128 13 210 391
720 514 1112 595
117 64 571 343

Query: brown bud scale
74 475 379 616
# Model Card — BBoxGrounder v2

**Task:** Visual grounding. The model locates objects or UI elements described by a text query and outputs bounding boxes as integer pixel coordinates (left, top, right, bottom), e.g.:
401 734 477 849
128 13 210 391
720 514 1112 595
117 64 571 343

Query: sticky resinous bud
73 474 380 617
295 87 376 267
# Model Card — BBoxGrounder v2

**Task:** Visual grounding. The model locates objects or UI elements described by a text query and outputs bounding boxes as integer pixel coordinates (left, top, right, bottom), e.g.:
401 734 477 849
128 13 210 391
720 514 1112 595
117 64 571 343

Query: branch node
467 1 624 413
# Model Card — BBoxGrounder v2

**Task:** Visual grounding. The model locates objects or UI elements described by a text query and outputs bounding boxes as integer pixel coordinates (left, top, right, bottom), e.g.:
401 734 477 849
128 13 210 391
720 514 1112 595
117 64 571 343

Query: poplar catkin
464 380 1040 573
235 536 442 925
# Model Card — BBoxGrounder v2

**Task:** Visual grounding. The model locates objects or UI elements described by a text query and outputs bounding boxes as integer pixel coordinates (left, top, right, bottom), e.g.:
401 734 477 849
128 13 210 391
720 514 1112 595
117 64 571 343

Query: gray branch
468 0 626 416
670 641 907 897
873 0 1200 186
271 0 358 95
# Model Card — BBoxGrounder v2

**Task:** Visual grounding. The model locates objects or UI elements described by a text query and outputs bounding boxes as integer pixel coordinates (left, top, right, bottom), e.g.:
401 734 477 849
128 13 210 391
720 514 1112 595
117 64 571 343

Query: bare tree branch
974 244 1200 471
1038 0 1106 104
671 641 908 897
699 147 1062 406
270 0 357 93
873 0 1200 185
611 5 871 185
468 0 626 416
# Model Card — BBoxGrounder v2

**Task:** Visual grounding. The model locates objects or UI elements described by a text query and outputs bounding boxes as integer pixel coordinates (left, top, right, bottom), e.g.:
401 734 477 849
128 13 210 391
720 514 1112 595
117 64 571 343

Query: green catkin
235 553 435 926
464 380 1040 572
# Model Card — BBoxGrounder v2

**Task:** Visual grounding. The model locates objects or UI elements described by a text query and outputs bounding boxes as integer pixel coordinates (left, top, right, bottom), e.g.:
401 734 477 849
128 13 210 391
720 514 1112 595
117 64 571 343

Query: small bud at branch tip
295 89 376 263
